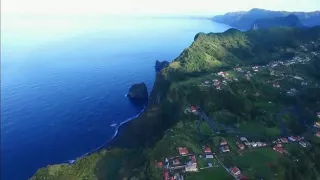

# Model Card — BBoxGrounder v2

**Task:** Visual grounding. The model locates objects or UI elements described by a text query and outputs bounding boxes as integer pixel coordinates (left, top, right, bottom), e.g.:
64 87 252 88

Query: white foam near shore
67 106 147 164
110 123 117 127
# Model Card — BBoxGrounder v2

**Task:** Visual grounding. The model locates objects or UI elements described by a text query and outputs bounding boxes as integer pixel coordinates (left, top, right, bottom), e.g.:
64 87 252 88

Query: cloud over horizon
2 0 320 15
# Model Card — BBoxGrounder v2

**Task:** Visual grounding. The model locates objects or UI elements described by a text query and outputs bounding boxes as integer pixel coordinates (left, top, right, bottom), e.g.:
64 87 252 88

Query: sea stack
155 60 169 72
127 83 148 103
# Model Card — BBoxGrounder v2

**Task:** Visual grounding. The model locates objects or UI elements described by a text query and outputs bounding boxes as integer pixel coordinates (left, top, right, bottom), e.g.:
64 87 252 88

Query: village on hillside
156 105 320 180
154 42 320 180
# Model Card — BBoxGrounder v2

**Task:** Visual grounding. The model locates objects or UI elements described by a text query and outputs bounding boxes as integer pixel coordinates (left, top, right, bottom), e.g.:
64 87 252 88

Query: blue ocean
0 15 230 180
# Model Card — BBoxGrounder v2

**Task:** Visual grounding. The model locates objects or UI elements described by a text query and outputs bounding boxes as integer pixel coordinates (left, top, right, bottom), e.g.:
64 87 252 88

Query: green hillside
31 27 320 180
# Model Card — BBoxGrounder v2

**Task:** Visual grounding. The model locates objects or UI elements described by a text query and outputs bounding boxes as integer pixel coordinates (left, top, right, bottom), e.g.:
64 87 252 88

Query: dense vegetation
251 14 303 29
31 27 320 180
213 8 320 30
165 27 320 81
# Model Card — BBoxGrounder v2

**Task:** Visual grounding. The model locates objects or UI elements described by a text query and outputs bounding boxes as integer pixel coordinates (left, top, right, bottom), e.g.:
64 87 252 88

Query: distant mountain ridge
213 8 320 30
251 14 303 30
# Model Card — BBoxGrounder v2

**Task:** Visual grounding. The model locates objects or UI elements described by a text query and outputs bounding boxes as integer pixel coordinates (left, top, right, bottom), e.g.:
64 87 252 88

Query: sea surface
1 15 231 180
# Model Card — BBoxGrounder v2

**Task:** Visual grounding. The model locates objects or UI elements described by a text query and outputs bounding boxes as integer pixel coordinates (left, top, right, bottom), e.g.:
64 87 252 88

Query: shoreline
67 105 147 164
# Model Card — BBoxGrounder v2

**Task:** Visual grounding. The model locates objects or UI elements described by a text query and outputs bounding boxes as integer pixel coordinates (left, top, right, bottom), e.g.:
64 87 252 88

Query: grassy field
186 167 233 180
217 147 283 180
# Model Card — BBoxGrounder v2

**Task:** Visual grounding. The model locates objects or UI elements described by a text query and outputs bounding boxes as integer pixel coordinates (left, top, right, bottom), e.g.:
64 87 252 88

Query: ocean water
0 15 231 180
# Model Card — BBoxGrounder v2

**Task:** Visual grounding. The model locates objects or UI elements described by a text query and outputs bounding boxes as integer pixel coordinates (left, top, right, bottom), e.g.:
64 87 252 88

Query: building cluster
162 171 184 180
300 44 309 52
229 166 248 180
286 88 297 96
184 105 198 114
202 146 214 159
201 70 241 90
272 143 287 154
234 67 244 72
315 121 320 128
271 135 310 154
252 66 259 72
273 82 281 88
265 55 311 70
219 138 230 153
201 49 315 92
157 147 200 180
314 112 320 138
244 71 252 81
217 71 229 78
239 137 267 149
212 79 222 90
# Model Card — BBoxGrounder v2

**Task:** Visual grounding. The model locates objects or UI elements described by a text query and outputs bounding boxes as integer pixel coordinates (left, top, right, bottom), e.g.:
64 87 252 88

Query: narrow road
200 112 220 133
214 154 237 180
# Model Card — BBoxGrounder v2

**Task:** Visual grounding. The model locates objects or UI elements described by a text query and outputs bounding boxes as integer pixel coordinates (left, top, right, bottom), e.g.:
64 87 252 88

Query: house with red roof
230 166 241 176
273 144 285 154
157 161 163 168
185 156 198 172
190 155 197 164
240 174 248 180
238 143 245 150
203 147 212 154
276 143 283 148
280 137 288 143
163 172 169 180
220 138 228 146
177 147 188 156
190 106 197 113
316 132 320 137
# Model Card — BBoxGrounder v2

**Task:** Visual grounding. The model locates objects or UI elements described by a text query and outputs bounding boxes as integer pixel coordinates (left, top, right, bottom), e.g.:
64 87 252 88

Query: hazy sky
2 0 320 15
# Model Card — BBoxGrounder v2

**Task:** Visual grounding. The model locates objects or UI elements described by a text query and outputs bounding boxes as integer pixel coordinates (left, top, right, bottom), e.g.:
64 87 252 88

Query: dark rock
155 60 169 72
127 83 148 103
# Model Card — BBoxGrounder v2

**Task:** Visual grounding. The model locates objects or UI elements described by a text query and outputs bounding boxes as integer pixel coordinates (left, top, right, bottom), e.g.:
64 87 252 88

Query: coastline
67 105 147 164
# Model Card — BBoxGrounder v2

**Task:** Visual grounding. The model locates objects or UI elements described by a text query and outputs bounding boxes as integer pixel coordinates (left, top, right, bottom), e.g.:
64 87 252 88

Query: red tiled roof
276 143 283 148
163 172 169 179
157 162 163 167
239 144 245 149
240 175 248 180
191 155 197 163
231 167 240 174
273 146 284 153
177 147 188 155
221 139 228 144
316 132 320 137
204 147 212 153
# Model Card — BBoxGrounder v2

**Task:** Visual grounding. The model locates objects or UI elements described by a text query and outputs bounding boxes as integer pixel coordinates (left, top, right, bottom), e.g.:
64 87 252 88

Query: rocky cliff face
127 83 148 102
155 60 169 72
